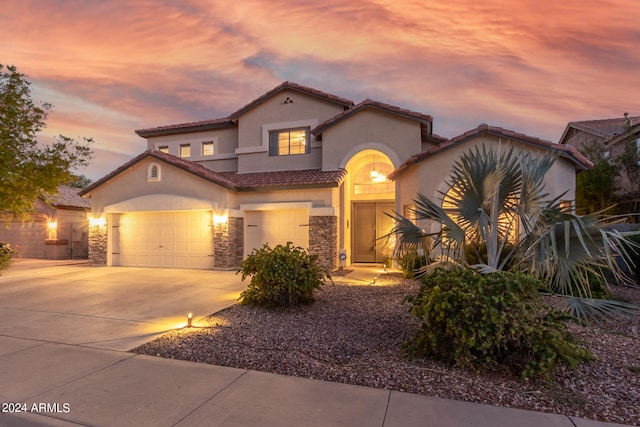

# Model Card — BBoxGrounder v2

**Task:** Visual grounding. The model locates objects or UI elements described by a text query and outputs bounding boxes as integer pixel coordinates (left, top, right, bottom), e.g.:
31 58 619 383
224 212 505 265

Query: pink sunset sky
3 0 640 181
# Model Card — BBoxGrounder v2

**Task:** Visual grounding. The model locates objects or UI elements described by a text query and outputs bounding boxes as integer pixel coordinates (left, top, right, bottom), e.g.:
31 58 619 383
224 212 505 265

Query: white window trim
179 143 191 158
235 119 318 155
202 141 215 156
147 162 161 182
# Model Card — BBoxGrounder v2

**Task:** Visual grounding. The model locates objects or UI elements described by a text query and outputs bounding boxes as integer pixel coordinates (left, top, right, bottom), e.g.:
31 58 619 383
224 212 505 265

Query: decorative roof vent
282 96 295 105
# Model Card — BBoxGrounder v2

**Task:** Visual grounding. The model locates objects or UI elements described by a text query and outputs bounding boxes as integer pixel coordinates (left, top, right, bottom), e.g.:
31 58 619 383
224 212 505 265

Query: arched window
353 162 394 195
147 163 161 181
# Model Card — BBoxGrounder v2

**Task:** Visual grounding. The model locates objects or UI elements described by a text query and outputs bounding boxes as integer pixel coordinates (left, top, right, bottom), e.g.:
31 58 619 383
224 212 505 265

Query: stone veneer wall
309 215 337 270
213 217 244 270
88 225 107 265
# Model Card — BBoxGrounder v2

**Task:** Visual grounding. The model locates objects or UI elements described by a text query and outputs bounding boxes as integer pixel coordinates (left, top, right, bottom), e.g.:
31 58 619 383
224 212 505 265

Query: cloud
2 0 640 179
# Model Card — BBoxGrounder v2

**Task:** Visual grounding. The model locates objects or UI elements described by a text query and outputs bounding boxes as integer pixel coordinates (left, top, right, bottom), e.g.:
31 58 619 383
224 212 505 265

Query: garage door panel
244 209 309 258
115 211 213 269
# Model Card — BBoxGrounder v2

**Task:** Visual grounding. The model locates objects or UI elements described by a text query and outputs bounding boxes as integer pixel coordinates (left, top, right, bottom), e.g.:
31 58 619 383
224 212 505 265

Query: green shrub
404 267 592 379
0 243 13 274
398 248 428 278
464 240 517 271
237 242 330 307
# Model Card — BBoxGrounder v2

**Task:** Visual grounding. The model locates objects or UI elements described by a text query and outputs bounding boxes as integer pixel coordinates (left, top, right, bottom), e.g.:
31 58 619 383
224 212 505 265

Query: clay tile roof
228 82 354 120
45 186 91 209
312 99 432 136
79 150 347 197
218 169 347 190
134 82 354 138
79 150 239 196
135 117 235 137
389 124 593 180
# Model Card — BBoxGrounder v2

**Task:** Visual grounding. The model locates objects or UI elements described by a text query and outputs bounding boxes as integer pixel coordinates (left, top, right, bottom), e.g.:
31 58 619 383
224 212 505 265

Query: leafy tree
615 118 640 201
391 144 639 323
0 64 93 219
65 174 93 189
575 139 619 215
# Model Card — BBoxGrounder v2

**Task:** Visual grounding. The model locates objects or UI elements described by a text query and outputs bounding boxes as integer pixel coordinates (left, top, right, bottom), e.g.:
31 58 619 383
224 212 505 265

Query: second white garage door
244 209 309 257
113 211 214 269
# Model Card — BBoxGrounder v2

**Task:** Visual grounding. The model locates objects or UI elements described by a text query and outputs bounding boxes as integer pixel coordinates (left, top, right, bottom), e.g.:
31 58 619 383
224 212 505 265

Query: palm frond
556 295 637 324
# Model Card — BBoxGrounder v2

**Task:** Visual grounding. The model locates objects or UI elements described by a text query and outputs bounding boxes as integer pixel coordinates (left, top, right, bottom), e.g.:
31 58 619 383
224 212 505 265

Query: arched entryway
344 149 396 264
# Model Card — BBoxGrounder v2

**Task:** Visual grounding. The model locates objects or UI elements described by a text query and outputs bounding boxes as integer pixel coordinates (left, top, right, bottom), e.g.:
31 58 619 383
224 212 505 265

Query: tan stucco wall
320 109 422 171
236 89 346 173
145 127 239 172
394 135 579 221
87 157 236 214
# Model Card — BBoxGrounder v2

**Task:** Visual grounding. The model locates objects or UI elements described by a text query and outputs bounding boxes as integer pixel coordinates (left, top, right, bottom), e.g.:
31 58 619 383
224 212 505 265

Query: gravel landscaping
133 273 640 426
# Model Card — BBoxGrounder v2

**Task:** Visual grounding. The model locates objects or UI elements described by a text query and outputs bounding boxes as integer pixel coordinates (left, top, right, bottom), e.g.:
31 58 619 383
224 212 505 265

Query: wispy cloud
2 0 639 179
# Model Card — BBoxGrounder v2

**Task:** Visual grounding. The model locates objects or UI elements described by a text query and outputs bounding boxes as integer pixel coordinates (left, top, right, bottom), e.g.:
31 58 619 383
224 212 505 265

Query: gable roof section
79 150 238 196
80 150 346 197
390 124 593 180
135 82 354 138
311 99 433 137
558 115 640 145
227 81 354 120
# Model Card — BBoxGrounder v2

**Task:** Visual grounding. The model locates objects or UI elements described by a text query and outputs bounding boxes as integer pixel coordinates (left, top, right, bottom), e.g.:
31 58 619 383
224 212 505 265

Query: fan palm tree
391 144 638 322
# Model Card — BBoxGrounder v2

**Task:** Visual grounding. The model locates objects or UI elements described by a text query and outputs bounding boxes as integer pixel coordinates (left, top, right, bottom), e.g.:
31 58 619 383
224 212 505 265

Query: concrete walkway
0 261 632 426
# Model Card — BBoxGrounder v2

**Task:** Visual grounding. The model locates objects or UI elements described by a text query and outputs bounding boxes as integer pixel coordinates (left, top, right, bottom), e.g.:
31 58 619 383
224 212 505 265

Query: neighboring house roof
605 121 640 146
311 99 446 144
135 82 355 138
44 186 91 209
390 124 593 180
79 150 346 197
558 115 640 144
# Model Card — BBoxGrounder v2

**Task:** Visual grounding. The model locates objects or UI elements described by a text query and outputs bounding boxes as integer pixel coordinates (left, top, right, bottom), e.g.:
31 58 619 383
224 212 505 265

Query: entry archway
344 149 396 264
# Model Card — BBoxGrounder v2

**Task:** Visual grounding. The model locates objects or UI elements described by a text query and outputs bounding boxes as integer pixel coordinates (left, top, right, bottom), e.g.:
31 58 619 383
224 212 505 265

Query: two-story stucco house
80 82 591 270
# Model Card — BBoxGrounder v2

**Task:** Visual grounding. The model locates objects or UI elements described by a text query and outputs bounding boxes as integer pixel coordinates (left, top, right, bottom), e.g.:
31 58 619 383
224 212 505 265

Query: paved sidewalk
0 262 633 426
0 337 630 427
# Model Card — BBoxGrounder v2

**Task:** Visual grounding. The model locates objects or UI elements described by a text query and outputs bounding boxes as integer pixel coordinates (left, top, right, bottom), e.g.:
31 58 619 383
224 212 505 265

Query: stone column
213 216 244 270
309 216 337 270
88 223 107 265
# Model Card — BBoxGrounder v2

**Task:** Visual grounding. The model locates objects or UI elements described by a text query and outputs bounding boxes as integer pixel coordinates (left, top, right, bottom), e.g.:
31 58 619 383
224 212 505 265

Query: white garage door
244 209 309 257
113 211 214 269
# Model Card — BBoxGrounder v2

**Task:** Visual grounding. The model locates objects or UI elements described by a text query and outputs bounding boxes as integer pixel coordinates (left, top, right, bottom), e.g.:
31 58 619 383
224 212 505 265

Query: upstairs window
180 144 191 158
269 128 310 156
158 146 169 154
202 141 214 156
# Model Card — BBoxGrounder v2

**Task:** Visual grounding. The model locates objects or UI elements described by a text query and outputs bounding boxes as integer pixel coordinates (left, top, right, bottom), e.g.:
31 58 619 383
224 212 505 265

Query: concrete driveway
0 259 247 351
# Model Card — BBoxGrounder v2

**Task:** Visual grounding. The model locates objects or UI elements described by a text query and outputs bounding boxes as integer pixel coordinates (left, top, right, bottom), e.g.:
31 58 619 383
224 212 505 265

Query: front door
352 202 394 263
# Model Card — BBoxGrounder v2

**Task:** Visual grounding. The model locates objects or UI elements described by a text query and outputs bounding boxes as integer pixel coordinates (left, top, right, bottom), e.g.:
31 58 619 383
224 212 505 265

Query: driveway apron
0 261 247 351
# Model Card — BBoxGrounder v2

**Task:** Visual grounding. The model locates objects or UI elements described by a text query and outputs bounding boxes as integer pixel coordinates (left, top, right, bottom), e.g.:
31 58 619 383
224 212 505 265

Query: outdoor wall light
48 221 57 229
89 216 106 227
213 214 228 226
187 312 193 328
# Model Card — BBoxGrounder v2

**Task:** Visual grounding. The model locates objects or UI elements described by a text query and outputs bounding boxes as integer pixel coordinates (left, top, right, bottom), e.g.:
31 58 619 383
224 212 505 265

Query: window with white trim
269 128 310 156
202 141 214 156
180 144 191 158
